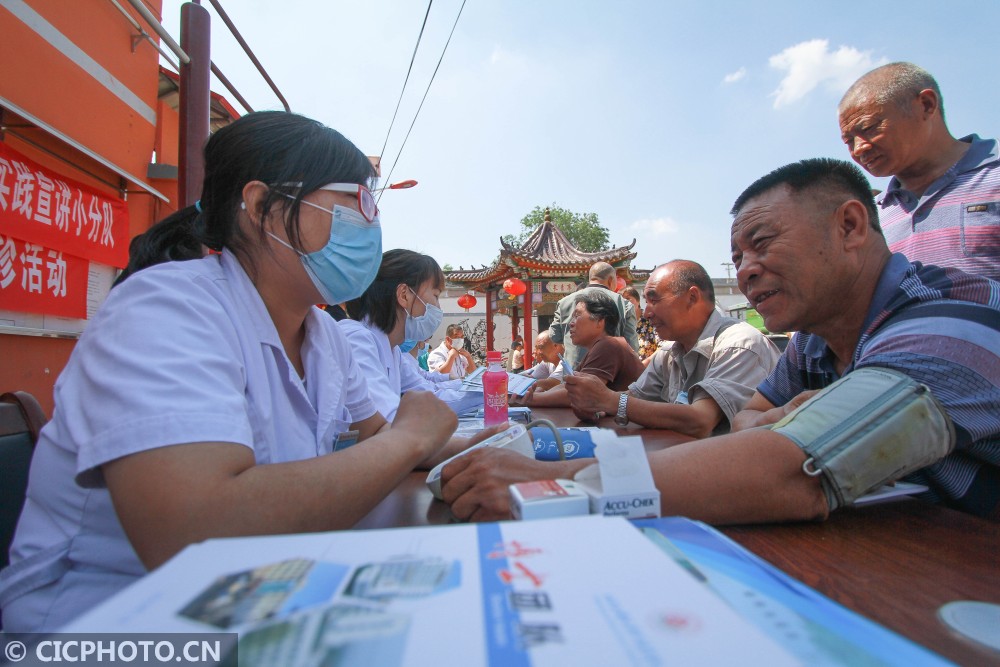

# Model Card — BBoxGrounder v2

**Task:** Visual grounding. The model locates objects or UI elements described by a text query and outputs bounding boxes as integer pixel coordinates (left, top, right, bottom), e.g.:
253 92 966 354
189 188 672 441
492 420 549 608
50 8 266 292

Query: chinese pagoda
445 209 643 365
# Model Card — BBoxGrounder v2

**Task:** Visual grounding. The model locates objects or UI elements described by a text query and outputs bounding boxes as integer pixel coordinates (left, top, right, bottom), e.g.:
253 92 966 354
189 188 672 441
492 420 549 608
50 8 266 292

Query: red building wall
0 0 174 416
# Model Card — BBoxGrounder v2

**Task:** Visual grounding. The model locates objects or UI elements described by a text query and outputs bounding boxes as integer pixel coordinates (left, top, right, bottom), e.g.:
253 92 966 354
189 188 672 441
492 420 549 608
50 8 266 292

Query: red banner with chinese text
0 234 88 318
0 141 129 268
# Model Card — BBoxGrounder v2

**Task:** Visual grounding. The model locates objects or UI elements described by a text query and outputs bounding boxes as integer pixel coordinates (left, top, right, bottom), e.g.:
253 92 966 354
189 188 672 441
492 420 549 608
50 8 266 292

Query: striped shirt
878 135 1000 281
758 254 1000 519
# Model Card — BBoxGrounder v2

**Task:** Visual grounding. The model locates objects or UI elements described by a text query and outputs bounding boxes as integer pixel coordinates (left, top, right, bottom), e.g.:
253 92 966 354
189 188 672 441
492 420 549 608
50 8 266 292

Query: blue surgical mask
269 199 382 305
399 339 417 353
404 287 443 341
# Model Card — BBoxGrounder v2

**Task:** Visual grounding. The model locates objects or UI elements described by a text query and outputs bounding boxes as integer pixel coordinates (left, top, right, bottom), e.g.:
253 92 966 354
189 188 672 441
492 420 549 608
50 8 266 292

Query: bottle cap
487 350 502 362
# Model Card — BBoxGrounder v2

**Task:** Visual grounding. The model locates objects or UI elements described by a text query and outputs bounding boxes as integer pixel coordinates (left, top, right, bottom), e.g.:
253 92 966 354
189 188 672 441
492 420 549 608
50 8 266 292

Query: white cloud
768 39 887 109
629 217 681 236
723 67 747 84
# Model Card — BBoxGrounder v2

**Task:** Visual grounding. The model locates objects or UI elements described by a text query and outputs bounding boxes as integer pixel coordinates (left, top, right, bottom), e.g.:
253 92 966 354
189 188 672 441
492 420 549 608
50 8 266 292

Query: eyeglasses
569 311 599 324
317 183 379 223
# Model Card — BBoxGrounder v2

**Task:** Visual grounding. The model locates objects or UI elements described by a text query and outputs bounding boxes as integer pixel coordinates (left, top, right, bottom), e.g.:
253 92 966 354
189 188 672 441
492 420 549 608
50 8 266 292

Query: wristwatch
614 392 629 426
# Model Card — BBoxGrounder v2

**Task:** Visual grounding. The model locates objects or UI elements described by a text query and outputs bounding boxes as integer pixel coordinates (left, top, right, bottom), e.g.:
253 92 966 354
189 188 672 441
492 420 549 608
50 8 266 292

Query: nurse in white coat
341 249 495 464
0 112 456 632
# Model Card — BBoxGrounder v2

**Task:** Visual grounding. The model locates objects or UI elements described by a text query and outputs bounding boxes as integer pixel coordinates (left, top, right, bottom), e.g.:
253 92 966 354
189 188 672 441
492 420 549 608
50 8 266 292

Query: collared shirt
758 254 1000 517
339 319 483 420
0 251 375 632
428 342 469 379
576 336 645 391
630 311 780 435
878 134 1000 280
524 360 566 382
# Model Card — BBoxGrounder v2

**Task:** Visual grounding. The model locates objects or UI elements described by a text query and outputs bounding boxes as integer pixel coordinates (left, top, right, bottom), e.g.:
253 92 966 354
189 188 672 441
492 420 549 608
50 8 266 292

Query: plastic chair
0 391 46 571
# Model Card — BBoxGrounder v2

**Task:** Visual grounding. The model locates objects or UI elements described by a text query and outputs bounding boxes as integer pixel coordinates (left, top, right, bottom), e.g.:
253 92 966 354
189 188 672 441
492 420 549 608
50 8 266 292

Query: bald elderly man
521 330 566 392
839 62 1000 280
565 260 779 438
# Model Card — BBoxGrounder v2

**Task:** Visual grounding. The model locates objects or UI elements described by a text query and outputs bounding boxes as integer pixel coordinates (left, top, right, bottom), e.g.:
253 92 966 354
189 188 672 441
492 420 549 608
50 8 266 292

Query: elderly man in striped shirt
839 62 999 281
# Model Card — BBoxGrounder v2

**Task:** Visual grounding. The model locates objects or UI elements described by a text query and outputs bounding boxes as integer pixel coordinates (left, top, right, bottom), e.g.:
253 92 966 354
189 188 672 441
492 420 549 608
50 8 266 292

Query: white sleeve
70 270 255 477
339 322 399 422
410 357 454 383
428 347 447 372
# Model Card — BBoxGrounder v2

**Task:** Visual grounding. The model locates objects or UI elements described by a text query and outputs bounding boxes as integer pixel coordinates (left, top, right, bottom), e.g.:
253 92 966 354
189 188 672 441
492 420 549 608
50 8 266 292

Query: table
724 500 1000 666
354 408 1000 665
354 407 694 529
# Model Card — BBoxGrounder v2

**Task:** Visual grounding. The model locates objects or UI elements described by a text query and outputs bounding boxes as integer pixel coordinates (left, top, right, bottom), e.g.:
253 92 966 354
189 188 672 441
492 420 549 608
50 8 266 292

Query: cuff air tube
770 367 955 511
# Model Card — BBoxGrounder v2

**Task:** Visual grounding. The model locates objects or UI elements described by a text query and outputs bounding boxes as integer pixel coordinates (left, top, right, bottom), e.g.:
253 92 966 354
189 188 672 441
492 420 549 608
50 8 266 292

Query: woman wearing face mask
342 250 494 463
0 112 456 633
342 249 484 424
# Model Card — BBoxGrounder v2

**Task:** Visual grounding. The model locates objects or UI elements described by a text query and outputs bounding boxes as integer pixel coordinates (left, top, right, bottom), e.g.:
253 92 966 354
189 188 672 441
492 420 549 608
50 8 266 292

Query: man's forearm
648 429 828 524
528 385 571 407
731 408 769 432
627 396 722 439
433 354 456 374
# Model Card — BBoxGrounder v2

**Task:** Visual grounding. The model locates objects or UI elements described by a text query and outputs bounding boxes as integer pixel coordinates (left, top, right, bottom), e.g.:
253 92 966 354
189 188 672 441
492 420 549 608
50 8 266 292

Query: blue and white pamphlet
636 517 951 666
63 515 798 666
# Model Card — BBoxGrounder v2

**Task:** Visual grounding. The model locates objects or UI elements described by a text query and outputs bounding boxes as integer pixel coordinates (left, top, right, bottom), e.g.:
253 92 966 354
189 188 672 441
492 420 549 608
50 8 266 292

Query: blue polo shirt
758 254 1000 518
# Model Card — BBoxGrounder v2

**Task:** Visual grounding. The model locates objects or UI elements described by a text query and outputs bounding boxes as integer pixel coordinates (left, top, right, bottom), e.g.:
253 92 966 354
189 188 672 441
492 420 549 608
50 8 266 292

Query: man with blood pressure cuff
440 158 1000 524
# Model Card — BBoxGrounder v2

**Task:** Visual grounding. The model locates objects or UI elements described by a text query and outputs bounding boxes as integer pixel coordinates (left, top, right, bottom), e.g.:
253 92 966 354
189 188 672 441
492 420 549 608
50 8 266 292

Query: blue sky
160 0 999 279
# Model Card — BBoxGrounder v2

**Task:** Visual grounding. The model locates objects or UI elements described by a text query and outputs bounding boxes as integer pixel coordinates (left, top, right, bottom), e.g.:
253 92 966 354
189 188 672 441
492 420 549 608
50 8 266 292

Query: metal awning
0 95 169 202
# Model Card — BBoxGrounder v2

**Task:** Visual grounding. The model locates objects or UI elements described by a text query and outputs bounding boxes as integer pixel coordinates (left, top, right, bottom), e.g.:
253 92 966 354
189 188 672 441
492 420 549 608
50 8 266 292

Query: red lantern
503 277 527 296
457 293 478 311
615 276 627 292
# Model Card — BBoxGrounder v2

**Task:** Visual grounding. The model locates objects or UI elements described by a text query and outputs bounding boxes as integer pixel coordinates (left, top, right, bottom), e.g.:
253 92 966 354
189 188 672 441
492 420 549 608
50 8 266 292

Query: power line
376 0 434 177
378 0 467 204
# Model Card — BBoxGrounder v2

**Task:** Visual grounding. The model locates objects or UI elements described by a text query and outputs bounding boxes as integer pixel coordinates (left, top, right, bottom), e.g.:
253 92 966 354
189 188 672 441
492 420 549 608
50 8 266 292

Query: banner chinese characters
0 141 127 319
0 234 88 318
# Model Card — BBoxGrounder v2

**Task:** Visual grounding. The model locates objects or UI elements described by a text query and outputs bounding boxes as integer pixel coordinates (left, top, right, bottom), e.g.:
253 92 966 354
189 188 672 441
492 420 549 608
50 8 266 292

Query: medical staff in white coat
341 250 498 463
0 111 456 632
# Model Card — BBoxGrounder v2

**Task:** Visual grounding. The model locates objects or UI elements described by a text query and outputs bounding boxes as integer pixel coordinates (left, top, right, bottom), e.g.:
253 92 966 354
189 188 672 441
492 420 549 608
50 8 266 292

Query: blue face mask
399 339 417 353
269 199 382 305
404 287 443 341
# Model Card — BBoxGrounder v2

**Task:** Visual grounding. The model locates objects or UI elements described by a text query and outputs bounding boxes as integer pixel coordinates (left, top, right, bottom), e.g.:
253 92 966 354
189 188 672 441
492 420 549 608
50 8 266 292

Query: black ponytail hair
114 111 375 286
346 249 445 334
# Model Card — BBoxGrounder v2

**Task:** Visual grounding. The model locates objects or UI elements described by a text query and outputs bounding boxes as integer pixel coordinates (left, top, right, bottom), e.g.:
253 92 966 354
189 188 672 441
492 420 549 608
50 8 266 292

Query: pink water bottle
483 350 509 426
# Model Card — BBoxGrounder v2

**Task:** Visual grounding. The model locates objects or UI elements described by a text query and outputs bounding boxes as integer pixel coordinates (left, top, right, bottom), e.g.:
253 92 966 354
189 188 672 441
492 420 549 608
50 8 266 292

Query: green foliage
506 203 610 253
442 263 454 272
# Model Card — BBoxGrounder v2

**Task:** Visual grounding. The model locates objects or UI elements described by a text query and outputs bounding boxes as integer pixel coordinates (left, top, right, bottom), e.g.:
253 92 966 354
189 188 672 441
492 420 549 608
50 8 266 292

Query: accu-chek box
509 479 591 520
573 432 661 520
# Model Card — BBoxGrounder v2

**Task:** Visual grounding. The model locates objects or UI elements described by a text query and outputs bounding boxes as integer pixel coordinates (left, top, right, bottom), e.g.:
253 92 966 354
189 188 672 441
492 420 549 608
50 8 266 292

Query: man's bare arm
730 391 777 431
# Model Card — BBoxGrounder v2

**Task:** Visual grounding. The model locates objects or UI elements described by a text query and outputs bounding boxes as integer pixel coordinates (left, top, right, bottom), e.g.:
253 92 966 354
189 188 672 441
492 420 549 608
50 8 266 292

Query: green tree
502 203 610 252
442 263 454 272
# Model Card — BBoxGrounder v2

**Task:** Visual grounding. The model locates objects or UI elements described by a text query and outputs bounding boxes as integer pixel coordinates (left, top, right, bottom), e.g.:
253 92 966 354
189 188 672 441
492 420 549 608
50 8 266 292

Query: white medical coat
0 251 375 632
339 319 483 420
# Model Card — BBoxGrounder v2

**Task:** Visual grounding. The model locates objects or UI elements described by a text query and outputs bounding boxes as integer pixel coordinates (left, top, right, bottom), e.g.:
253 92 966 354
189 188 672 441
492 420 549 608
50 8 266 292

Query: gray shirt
629 311 780 435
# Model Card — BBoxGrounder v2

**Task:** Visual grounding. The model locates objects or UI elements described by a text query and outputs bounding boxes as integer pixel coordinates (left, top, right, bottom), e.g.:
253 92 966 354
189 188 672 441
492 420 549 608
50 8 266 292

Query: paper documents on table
853 481 929 506
64 515 798 667
635 517 952 667
461 365 536 396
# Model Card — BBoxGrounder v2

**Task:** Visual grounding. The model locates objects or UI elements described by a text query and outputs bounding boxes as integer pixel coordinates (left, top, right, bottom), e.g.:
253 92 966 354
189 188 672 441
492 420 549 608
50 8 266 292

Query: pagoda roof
446 211 638 290
502 217 635 266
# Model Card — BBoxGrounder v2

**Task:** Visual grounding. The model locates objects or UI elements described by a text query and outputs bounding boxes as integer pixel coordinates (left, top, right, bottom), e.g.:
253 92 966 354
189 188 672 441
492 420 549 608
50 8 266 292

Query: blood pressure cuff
769 367 955 511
